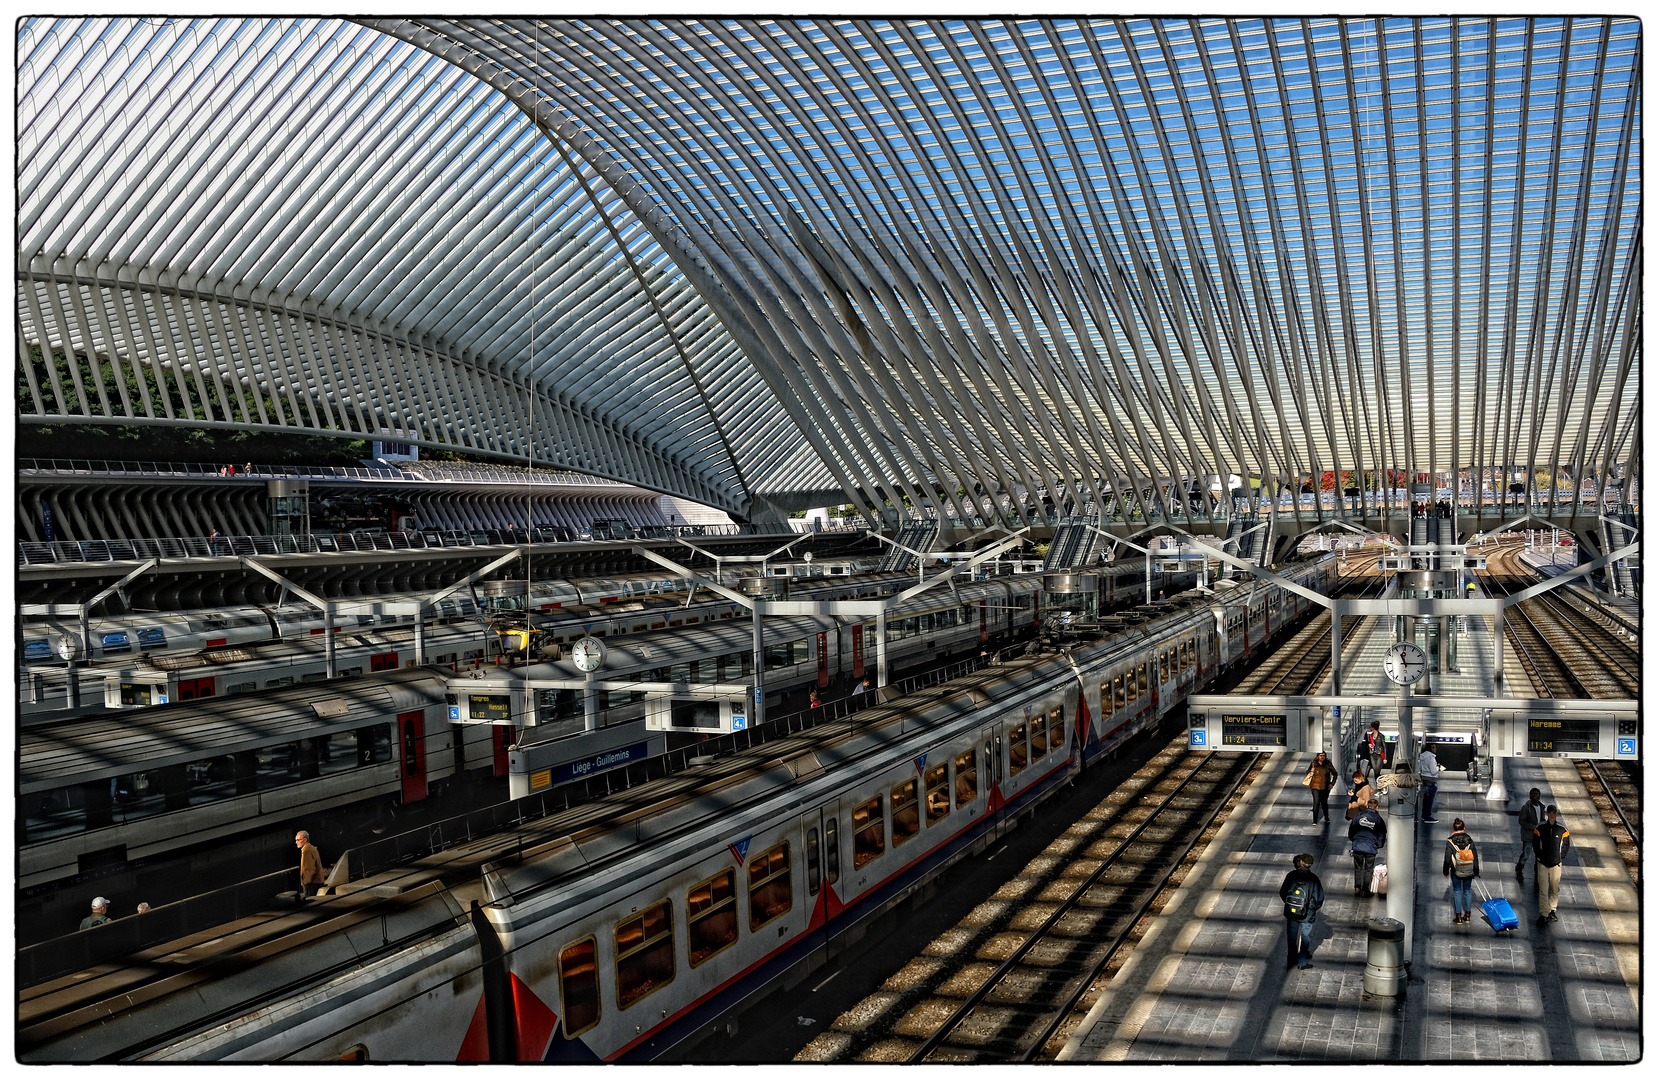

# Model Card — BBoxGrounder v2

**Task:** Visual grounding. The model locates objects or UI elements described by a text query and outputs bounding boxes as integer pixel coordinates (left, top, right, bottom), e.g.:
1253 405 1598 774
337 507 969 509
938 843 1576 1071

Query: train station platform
1058 746 1640 1061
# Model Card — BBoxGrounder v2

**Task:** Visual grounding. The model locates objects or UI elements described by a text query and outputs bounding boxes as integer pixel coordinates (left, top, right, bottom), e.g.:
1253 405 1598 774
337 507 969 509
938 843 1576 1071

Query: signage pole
752 603 766 728
584 668 598 733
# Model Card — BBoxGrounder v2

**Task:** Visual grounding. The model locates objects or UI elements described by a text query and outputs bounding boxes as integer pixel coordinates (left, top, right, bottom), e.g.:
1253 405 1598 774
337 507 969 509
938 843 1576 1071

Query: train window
687 869 739 966
1008 723 1028 774
615 901 674 1007
1114 675 1125 710
137 628 167 649
748 842 792 929
1126 668 1137 700
764 643 792 670
806 828 821 895
954 749 977 806
300 672 327 683
265 677 295 689
357 724 393 765
1137 663 1148 695
891 780 919 846
1159 651 1169 682
925 763 950 825
559 939 602 1036
853 795 884 868
1030 715 1047 759
1048 707 1064 752
671 663 692 683
825 816 840 884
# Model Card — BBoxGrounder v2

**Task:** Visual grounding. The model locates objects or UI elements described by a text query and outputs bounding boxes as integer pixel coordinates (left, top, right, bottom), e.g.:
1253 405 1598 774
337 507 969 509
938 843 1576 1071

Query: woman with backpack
1442 818 1481 923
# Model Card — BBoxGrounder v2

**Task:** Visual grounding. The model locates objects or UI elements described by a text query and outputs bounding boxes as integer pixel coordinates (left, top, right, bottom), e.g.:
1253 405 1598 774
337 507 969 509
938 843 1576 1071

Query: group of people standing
1283 737 1576 967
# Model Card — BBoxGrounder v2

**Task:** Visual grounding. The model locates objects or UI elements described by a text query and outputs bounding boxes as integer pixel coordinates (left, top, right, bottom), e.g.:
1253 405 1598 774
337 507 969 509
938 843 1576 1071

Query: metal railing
17 457 637 487
18 869 293 988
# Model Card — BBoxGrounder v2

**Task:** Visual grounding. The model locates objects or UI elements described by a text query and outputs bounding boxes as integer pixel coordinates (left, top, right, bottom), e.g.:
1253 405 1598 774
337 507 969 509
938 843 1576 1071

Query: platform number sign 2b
1616 737 1637 758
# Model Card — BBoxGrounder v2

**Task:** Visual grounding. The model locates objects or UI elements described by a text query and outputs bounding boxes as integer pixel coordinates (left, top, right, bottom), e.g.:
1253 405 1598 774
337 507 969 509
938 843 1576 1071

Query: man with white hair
296 830 325 898
78 896 111 930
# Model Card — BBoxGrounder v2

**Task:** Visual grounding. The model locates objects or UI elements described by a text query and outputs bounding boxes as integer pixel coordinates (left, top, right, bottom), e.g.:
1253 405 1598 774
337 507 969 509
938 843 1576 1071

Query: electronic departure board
469 693 512 722
1222 713 1287 747
1528 717 1599 755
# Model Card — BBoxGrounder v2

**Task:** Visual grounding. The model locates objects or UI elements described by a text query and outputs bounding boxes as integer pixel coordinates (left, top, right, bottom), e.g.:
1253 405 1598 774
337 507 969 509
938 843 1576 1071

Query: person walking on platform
1344 769 1374 822
1348 797 1387 896
1417 744 1442 823
1515 788 1546 883
1278 853 1325 969
1442 818 1480 923
1532 806 1570 928
296 830 325 898
1358 721 1389 783
1304 752 1339 824
78 896 112 931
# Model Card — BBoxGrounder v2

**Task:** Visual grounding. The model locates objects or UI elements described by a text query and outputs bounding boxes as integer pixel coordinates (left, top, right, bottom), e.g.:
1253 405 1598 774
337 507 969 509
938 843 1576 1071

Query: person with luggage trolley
1442 818 1480 923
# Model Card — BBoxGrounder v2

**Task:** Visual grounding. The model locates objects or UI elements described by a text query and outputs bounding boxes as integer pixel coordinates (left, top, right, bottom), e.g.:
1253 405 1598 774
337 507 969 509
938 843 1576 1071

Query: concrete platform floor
1059 748 1639 1062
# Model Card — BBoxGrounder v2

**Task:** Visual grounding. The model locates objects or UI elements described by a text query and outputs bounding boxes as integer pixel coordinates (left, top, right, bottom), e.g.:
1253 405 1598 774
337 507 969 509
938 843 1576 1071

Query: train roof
20 668 449 793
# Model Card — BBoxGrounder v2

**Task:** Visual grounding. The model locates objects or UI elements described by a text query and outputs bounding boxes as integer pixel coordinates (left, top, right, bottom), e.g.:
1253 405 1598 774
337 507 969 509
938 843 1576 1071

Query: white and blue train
20 557 1335 1062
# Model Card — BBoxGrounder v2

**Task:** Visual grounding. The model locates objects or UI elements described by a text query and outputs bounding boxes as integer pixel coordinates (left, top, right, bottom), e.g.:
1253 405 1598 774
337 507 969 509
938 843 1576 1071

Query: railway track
797 740 1260 1063
1232 578 1382 696
1477 556 1638 699
1576 759 1641 886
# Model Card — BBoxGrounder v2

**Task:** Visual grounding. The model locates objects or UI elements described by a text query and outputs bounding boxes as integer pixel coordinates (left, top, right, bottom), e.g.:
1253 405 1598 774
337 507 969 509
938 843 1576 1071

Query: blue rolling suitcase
1476 879 1519 933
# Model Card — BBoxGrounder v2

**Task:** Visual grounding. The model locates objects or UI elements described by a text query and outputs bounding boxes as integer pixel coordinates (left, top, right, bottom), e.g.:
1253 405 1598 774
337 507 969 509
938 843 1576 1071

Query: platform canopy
17 18 1642 524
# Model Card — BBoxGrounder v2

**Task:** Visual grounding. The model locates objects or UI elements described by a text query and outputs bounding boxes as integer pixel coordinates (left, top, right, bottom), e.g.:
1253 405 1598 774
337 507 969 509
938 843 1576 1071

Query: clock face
1384 641 1428 685
572 636 606 672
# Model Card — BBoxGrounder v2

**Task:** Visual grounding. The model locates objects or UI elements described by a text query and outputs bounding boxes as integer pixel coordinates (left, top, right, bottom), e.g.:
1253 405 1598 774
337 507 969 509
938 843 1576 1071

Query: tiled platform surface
1058 748 1639 1061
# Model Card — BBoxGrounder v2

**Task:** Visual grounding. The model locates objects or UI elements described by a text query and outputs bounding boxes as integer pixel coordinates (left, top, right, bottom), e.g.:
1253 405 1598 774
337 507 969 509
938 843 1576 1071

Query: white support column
1387 691 1418 963
325 606 336 679
584 669 598 732
414 608 426 665
876 609 889 687
751 603 766 727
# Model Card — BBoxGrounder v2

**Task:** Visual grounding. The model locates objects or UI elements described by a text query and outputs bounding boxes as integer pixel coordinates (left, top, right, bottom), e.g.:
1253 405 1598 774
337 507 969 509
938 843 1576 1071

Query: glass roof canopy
17 18 1641 525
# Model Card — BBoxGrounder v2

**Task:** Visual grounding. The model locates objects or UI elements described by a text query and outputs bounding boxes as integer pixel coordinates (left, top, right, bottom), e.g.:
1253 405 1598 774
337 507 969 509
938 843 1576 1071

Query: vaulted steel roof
17 18 1642 524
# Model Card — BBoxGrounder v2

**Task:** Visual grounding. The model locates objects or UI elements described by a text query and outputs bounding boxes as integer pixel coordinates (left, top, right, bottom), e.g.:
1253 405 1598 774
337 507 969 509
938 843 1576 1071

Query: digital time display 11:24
1222 713 1287 747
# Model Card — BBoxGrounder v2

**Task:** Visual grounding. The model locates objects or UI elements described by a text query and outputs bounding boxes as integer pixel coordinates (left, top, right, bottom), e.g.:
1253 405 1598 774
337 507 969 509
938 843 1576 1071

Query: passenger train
18 577 1045 890
20 556 1336 1062
21 556 1193 716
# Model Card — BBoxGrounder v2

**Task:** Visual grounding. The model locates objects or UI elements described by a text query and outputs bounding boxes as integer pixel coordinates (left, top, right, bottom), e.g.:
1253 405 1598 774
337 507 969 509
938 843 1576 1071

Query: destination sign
1528 716 1599 755
1222 713 1286 747
468 693 512 722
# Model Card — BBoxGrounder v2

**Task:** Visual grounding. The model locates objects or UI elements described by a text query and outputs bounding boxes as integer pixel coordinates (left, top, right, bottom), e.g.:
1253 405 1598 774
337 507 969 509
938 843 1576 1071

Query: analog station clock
571 636 607 672
1382 640 1428 686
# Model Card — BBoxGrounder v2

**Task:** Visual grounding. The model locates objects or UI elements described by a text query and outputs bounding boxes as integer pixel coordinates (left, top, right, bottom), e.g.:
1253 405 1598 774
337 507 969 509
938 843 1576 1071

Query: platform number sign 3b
1190 728 1207 748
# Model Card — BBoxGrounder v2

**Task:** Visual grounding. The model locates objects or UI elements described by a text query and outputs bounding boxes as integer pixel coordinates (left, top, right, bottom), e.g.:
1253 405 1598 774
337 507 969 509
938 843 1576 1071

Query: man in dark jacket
1278 853 1325 969
1348 797 1387 896
1532 806 1570 927
1515 788 1546 882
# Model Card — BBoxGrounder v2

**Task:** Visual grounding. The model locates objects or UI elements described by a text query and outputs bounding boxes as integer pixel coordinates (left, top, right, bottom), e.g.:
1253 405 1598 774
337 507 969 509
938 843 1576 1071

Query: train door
802 798 846 962
176 676 215 700
399 709 428 802
817 632 829 688
371 651 399 672
978 600 987 644
982 724 1005 831
851 624 865 680
491 725 511 778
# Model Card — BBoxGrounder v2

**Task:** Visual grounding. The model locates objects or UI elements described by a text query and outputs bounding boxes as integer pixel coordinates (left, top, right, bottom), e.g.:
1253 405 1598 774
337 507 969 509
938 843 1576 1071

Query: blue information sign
550 741 651 786
1617 737 1637 757
1189 728 1207 748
